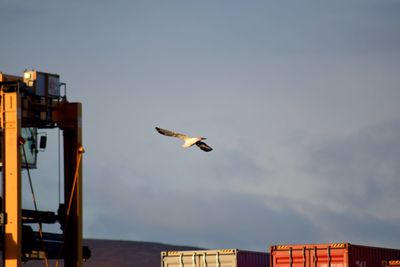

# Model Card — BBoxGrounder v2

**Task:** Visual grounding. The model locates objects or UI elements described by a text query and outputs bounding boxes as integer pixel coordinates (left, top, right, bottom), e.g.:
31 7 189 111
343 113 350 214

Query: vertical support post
1 91 22 267
61 103 83 267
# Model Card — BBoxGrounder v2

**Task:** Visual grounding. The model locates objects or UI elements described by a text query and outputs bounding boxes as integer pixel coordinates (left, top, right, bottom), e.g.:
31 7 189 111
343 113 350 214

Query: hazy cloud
307 119 400 218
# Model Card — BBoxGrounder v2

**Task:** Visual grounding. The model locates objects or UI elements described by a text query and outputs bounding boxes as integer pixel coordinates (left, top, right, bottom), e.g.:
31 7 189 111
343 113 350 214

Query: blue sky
1 0 400 251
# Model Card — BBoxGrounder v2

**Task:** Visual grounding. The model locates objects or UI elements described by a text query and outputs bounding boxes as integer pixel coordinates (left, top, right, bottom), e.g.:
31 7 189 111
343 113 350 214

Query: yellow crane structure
0 70 89 267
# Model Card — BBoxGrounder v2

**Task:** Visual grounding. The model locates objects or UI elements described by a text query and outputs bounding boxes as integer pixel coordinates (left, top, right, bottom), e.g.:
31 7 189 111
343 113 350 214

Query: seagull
155 127 213 152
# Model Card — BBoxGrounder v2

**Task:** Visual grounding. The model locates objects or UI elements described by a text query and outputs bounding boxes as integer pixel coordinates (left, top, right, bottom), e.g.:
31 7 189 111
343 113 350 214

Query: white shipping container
161 249 269 267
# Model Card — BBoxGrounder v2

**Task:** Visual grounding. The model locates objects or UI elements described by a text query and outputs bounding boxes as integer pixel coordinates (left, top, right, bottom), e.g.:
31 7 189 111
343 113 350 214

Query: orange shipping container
383 260 400 267
270 243 400 267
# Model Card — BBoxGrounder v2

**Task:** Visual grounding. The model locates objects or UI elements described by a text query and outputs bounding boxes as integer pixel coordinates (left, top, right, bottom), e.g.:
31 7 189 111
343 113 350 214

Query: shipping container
161 249 269 267
383 260 400 267
270 243 400 267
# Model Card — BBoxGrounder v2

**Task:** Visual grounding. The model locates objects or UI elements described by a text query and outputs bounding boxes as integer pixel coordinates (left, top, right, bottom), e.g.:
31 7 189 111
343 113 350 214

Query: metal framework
0 71 87 267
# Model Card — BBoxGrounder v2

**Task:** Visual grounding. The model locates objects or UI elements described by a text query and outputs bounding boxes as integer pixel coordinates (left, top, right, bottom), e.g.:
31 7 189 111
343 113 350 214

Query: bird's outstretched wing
155 127 188 140
196 141 213 152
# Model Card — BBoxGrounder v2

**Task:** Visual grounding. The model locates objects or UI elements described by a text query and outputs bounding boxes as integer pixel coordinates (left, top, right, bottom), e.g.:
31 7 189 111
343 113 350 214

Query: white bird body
181 137 203 148
155 127 213 152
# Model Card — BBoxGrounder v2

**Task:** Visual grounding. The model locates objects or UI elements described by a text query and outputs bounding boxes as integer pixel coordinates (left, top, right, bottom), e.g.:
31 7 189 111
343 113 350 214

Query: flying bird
155 127 213 152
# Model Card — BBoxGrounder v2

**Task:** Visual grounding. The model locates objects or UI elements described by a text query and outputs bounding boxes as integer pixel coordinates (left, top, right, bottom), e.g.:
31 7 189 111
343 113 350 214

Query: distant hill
13 239 203 267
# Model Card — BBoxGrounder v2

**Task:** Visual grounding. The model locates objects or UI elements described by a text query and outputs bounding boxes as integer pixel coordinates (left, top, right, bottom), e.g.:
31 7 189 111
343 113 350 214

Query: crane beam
1 91 22 267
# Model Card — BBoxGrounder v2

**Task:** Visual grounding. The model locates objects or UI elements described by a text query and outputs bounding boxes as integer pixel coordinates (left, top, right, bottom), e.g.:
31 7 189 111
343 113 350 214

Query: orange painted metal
383 260 400 267
1 91 22 267
270 243 400 267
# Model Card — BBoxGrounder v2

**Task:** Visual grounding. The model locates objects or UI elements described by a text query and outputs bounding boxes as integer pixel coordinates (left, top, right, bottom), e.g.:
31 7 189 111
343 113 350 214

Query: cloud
310 210 400 248
85 182 319 250
305 118 400 224
308 120 400 219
